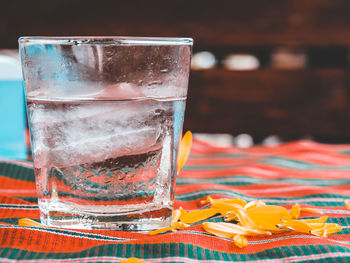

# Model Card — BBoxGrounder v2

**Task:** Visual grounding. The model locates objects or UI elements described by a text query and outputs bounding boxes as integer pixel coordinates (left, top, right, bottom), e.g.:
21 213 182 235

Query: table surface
0 138 350 262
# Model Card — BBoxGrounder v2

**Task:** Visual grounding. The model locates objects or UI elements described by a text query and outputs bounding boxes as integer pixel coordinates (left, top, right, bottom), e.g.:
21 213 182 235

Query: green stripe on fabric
116 243 123 259
160 243 166 259
196 245 202 261
179 243 185 261
14 196 38 202
0 218 24 224
0 162 35 182
188 241 193 260
134 243 140 259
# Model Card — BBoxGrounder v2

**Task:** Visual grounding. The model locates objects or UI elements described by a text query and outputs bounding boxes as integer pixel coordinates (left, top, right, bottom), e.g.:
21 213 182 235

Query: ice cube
29 99 170 167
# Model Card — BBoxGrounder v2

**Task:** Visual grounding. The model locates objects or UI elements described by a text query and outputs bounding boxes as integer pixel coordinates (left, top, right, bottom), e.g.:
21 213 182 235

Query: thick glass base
39 201 172 231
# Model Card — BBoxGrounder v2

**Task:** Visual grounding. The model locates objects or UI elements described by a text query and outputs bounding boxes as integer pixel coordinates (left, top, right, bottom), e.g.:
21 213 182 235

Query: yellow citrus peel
177 131 192 171
300 207 322 214
149 196 342 249
244 200 265 210
299 216 328 224
289 204 300 219
18 218 45 228
148 209 190 235
171 208 182 224
203 222 271 236
148 226 174 236
179 207 221 224
345 200 350 210
279 219 311 234
233 234 248 248
309 223 342 237
149 132 342 247
120 258 145 263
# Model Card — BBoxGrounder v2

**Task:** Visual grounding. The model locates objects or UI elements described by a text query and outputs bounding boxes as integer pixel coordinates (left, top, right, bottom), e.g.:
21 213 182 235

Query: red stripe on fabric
0 176 36 197
191 139 350 155
174 199 206 210
175 183 350 198
0 208 40 219
0 195 36 205
179 164 350 179
279 152 350 166
189 149 350 167
187 149 350 166
0 176 35 190
186 158 260 166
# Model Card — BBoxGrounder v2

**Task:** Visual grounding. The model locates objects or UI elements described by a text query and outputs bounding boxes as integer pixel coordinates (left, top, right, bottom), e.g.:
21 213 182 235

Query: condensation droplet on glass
148 80 163 86
73 40 81 46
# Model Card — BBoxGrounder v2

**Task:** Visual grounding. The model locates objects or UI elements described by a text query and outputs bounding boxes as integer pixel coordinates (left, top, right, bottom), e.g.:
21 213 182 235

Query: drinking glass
19 36 192 230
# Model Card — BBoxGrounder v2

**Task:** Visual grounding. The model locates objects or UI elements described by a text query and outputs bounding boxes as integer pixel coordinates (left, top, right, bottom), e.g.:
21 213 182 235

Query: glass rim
18 36 193 46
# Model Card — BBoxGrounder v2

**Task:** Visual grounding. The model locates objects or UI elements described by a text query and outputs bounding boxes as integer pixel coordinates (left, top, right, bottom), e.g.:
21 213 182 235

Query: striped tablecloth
1 139 350 262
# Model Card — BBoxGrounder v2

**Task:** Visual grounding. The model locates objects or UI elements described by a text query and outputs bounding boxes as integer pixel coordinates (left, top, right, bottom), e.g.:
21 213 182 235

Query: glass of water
19 36 192 230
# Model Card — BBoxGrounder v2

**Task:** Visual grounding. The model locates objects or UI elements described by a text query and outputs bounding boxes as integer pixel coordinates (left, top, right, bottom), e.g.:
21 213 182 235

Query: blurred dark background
2 0 350 144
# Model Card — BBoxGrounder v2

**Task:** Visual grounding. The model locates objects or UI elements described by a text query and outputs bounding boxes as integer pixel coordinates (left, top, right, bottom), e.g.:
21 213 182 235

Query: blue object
0 54 27 160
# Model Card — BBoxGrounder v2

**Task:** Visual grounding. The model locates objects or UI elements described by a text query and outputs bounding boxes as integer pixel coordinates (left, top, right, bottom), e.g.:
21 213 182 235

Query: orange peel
177 131 192 171
309 223 342 237
209 199 243 216
18 218 45 228
299 216 328 224
148 210 189 235
245 205 291 231
244 200 266 210
203 221 270 239
148 226 173 236
120 258 145 263
148 194 342 249
279 219 312 234
300 207 322 214
171 209 182 224
345 200 350 210
202 196 246 208
217 222 272 235
233 234 248 248
172 221 189 230
202 222 236 238
179 207 220 224
289 204 300 219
